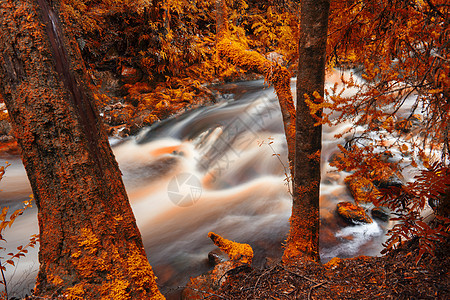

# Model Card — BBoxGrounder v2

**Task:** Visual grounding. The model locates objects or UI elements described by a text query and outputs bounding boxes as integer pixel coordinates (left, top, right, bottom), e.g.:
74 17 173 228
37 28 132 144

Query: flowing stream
0 74 390 296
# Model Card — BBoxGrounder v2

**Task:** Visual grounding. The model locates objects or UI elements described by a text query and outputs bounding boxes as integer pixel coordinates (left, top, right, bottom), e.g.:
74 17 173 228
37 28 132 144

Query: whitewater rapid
0 73 390 296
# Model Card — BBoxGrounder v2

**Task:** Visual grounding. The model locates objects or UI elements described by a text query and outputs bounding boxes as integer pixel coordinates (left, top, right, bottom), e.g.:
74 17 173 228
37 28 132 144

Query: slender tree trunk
282 0 330 263
0 0 164 298
215 0 228 39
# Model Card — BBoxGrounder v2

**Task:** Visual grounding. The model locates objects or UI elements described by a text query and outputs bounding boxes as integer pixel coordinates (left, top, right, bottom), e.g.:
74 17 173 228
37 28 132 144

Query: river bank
177 238 449 300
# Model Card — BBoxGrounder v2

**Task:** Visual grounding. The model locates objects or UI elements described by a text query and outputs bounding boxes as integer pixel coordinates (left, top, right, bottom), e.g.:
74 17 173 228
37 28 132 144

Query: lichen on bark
0 0 164 298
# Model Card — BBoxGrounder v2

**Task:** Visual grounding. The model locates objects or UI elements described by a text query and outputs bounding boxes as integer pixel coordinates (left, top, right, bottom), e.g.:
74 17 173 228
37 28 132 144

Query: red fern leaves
379 162 449 264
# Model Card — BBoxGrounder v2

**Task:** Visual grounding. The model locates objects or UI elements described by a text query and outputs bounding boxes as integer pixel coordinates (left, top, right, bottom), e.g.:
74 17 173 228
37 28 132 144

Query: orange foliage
325 0 450 261
0 163 39 300
377 162 450 263
56 0 302 130
327 0 450 158
2 0 447 277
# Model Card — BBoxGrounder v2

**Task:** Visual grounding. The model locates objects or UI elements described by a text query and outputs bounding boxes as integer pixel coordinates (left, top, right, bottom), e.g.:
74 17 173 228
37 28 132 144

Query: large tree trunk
282 0 330 263
0 0 164 298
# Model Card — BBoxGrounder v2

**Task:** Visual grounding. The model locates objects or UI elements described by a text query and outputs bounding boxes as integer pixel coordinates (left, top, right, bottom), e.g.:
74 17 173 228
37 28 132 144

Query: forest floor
179 239 449 300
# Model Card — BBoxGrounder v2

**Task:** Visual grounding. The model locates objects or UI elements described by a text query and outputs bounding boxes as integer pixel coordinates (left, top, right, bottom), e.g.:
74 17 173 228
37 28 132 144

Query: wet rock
322 172 341 185
336 201 373 224
328 150 345 165
102 103 134 126
208 248 228 266
371 207 390 222
0 119 12 136
118 127 130 138
120 65 143 85
371 168 404 189
0 139 20 157
345 174 381 204
127 110 159 135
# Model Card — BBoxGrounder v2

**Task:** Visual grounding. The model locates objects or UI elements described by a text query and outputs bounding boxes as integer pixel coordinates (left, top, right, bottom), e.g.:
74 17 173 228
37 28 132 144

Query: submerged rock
371 206 390 222
337 201 373 224
208 248 228 266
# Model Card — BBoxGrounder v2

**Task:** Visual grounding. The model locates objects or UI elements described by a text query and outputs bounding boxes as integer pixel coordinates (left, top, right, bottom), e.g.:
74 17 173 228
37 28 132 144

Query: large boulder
345 167 404 204
336 201 373 224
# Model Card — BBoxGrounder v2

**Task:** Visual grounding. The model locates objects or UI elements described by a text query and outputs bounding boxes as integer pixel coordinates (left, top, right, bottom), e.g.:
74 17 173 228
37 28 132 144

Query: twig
183 286 227 299
253 264 279 296
280 266 322 285
280 265 328 299
308 282 326 300
433 53 449 62
0 259 8 300
265 141 293 196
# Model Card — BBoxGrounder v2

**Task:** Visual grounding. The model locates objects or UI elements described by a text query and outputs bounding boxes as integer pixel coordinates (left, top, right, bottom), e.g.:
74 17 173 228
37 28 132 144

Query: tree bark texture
0 0 163 298
215 0 228 39
283 0 330 263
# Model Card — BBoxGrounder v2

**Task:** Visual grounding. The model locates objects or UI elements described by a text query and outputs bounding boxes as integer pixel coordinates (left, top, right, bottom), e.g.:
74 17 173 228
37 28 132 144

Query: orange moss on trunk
282 0 330 264
0 1 164 298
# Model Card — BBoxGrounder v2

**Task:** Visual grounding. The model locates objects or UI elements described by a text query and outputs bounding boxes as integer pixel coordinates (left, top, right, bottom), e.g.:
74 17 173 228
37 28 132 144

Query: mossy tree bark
282 0 330 263
0 0 164 298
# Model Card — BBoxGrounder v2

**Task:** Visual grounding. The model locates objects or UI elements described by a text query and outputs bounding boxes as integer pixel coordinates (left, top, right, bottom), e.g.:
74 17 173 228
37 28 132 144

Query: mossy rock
337 201 373 224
